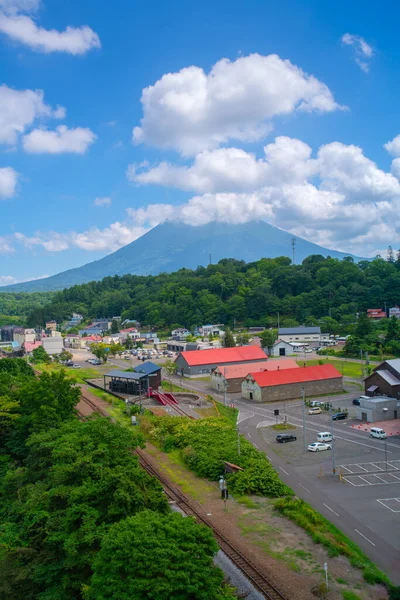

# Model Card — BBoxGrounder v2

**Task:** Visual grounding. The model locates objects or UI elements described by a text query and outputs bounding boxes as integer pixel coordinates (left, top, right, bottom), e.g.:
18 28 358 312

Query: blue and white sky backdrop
1 0 400 284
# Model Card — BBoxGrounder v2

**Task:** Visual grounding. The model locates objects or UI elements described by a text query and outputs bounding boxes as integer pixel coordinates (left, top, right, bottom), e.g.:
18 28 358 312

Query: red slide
163 392 178 404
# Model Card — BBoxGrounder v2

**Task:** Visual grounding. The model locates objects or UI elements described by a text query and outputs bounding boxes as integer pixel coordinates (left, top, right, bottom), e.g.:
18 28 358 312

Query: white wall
42 337 63 355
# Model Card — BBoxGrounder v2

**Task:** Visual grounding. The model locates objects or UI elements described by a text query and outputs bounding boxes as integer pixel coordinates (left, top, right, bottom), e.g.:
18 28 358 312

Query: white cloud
0 236 14 253
133 53 344 155
0 0 100 54
93 196 112 207
22 125 96 154
384 135 400 157
0 84 64 145
341 33 374 73
0 275 17 285
128 137 317 193
0 166 18 199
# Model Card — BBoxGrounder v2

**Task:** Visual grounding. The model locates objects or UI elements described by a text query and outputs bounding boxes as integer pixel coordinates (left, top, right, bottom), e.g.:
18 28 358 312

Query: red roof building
242 364 342 403
175 345 268 376
367 309 387 320
211 359 298 393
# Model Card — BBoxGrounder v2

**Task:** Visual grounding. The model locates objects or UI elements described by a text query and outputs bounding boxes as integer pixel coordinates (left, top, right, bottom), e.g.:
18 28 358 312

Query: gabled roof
384 359 400 376
278 326 321 335
105 370 144 380
133 361 161 375
248 364 342 387
214 359 298 380
179 346 267 367
375 370 400 386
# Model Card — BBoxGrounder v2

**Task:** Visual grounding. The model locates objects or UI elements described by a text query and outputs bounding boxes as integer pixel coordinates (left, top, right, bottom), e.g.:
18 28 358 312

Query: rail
136 448 288 600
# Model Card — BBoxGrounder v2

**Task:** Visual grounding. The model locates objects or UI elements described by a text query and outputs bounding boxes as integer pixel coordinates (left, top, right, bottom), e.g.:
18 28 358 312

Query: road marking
266 456 272 461
279 467 290 476
355 464 368 472
373 474 389 483
253 442 259 449
237 411 255 424
298 483 311 493
370 462 383 471
377 498 400 513
323 503 339 517
358 475 372 485
355 529 376 546
248 433 252 439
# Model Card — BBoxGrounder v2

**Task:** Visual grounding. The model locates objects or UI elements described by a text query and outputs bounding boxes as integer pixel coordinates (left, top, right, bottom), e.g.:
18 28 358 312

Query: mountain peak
1 220 362 292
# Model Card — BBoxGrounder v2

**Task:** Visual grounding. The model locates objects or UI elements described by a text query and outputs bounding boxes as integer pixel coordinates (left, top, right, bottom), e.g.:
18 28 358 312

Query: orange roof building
242 364 343 403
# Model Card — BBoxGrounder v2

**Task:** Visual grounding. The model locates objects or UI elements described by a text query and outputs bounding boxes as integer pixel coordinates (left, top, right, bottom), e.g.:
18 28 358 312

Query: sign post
323 562 328 591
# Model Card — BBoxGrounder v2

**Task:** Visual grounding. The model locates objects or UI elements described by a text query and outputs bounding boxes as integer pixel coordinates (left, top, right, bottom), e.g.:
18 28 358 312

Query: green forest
21 254 400 332
0 292 53 326
0 358 235 599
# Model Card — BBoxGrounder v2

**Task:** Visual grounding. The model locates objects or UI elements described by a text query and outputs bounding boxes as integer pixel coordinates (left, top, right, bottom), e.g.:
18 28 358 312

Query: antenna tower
291 237 296 265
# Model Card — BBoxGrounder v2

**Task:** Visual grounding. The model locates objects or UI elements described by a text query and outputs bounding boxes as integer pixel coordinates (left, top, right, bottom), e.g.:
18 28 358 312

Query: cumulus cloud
0 84 65 145
22 125 96 154
128 137 317 193
341 33 374 73
93 196 112 207
384 135 400 157
0 236 14 253
0 273 49 286
133 53 344 155
0 0 100 54
0 166 18 199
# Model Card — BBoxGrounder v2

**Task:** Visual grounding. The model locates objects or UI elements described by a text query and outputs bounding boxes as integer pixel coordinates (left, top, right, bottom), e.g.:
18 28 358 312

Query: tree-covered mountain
26 254 400 331
1 220 364 293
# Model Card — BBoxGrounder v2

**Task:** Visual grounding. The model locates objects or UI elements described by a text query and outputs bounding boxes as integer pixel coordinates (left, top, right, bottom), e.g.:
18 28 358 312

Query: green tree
59 349 73 363
110 319 120 333
355 312 373 338
90 342 109 363
222 328 235 347
259 329 277 350
236 333 250 345
30 345 51 364
386 315 400 344
86 510 225 600
0 395 20 423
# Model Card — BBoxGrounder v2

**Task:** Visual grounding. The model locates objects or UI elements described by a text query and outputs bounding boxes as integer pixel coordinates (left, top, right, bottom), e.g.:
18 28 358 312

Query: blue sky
1 0 400 284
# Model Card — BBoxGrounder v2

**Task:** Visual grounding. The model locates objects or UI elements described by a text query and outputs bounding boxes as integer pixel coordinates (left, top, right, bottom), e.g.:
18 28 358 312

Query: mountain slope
1 220 363 292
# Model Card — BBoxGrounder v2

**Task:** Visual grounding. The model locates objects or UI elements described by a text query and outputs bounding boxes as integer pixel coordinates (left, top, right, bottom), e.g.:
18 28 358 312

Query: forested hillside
0 292 53 326
25 254 400 331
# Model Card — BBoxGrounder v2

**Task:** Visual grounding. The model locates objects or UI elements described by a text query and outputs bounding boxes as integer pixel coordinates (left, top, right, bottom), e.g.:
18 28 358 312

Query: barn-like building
211 359 299 393
174 346 268 376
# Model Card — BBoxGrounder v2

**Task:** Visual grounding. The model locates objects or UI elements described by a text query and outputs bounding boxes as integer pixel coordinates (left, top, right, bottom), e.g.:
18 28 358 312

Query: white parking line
359 475 372 484
279 467 290 476
355 464 369 472
298 483 311 494
377 498 400 513
370 463 383 471
355 529 376 546
373 474 390 483
323 503 339 517
391 472 400 481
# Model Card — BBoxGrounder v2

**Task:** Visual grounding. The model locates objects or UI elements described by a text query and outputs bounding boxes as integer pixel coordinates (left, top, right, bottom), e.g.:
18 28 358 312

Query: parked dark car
332 412 347 420
66 360 74 367
352 398 361 406
276 433 297 443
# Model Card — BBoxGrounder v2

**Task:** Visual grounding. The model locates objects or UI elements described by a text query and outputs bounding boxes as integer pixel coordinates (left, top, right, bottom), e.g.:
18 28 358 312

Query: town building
79 323 108 336
42 336 63 355
199 324 224 337
364 359 400 399
356 396 398 423
133 361 162 389
104 370 148 396
24 328 36 343
12 327 25 346
171 328 190 338
241 364 342 403
211 359 298 393
0 326 14 342
278 326 328 346
24 340 42 353
389 306 400 319
65 313 84 329
175 346 268 376
367 309 387 320
45 320 57 332
269 339 306 357
64 333 81 349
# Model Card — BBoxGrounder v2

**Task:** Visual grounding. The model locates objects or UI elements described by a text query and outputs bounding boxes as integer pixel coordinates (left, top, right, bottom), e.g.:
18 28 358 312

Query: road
170 373 400 584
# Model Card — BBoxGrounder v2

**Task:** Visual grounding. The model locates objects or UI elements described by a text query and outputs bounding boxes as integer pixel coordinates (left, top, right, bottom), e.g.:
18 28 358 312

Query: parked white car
308 442 331 452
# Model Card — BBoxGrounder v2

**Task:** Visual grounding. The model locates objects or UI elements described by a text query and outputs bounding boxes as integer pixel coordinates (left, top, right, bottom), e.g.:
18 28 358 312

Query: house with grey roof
364 359 400 399
278 326 329 346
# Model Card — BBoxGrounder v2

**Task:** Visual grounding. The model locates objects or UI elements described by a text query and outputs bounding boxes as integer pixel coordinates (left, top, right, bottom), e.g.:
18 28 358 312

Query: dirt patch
144 443 389 600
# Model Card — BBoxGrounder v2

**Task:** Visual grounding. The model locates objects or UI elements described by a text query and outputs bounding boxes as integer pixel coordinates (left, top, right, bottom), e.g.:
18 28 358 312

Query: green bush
142 415 292 498
342 592 361 600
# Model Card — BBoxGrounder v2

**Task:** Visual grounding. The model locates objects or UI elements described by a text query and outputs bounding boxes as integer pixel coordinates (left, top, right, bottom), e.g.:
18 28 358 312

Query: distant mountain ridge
1 220 364 292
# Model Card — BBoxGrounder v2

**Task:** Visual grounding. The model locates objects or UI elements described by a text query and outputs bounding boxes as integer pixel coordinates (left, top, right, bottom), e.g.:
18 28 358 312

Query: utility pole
277 312 280 329
237 426 241 456
223 367 227 407
291 237 296 265
331 400 336 475
302 387 306 452
209 253 212 265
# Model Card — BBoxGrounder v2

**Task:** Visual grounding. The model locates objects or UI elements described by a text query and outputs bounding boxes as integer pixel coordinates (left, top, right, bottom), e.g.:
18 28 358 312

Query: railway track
136 448 288 600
